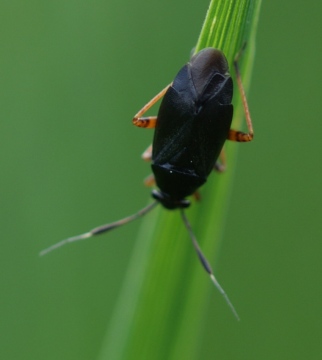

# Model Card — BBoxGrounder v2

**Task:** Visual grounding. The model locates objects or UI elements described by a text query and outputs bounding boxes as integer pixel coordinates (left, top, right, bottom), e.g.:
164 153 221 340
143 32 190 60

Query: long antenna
40 201 158 256
180 210 240 321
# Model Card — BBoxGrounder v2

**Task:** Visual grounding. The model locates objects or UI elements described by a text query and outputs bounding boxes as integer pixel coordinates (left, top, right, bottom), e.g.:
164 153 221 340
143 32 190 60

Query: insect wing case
152 48 234 199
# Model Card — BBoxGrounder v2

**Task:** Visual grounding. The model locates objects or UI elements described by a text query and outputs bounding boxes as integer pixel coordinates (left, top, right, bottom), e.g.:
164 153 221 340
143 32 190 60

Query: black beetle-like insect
41 47 254 319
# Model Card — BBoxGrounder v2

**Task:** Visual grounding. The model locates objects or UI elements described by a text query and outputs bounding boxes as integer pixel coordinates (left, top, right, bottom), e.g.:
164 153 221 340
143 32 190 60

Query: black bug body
41 46 254 320
151 49 233 209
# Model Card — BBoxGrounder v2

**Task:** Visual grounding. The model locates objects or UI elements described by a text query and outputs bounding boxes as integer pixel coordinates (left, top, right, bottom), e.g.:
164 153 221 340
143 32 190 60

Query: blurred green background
1 0 321 359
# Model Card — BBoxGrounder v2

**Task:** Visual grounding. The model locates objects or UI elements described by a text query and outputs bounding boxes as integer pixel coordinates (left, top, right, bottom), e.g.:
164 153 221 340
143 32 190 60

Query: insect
41 46 254 320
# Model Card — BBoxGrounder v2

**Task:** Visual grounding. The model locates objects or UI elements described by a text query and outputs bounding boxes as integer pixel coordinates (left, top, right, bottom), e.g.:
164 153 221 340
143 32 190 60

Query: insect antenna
40 201 159 256
180 209 240 321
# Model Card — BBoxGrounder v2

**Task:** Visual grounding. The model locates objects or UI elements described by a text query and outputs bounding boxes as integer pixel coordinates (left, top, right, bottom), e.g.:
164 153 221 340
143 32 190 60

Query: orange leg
132 83 172 128
193 191 201 201
144 173 156 187
228 44 254 143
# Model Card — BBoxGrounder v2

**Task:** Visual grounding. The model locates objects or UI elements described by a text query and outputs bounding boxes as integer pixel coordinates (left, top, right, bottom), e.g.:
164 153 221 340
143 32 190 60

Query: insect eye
151 190 190 209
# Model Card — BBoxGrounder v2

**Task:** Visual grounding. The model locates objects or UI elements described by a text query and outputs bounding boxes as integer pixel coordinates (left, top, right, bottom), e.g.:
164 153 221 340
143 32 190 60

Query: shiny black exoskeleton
151 48 233 209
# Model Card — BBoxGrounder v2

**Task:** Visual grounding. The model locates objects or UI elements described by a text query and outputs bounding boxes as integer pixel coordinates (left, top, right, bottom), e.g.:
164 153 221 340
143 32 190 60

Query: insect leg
228 44 254 143
144 173 155 187
132 83 172 128
214 149 226 172
192 191 201 201
139 144 156 186
142 144 152 161
133 116 158 128
141 145 156 187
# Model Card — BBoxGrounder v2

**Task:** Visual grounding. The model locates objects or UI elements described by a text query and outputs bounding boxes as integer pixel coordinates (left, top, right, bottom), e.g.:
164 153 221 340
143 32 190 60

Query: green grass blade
98 1 262 359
